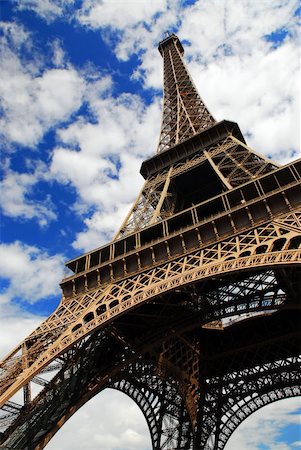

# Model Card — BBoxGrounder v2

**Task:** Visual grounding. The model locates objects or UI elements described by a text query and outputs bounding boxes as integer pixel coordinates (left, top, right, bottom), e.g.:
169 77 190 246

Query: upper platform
158 33 184 56
141 120 245 179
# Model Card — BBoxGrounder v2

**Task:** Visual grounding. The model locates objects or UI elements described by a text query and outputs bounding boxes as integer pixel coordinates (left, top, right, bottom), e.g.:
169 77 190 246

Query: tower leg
112 370 194 450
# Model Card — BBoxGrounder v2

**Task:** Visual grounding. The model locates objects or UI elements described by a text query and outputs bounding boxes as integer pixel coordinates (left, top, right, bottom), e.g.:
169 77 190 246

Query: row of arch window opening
71 235 301 332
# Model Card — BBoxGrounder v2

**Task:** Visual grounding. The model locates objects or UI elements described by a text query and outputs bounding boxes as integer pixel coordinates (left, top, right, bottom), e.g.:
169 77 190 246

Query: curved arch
1 250 300 406
35 388 152 450
193 311 301 450
111 380 161 447
288 235 301 249
111 375 193 450
0 327 195 449
1 309 300 449
218 386 301 450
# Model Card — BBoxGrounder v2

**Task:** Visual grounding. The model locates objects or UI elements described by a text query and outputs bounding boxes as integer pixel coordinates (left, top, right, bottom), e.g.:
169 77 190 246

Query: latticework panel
0 208 300 408
1 294 299 449
116 135 279 238
112 370 193 450
157 34 215 153
1 32 300 450
195 311 301 449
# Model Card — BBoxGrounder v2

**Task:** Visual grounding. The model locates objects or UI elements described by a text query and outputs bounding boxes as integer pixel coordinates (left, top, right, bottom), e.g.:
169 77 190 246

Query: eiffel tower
1 33 300 450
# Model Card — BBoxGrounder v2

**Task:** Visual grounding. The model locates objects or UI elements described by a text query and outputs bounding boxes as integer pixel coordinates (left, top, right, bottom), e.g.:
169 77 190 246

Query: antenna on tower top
164 31 170 38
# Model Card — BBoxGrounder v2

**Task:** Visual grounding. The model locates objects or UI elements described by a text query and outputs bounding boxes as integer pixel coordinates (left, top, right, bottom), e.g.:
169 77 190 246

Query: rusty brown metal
0 34 300 450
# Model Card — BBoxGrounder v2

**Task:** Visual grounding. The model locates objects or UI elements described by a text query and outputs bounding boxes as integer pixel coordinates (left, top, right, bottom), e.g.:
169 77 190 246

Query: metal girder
0 33 300 450
1 208 301 406
112 374 193 449
157 34 215 153
115 133 280 238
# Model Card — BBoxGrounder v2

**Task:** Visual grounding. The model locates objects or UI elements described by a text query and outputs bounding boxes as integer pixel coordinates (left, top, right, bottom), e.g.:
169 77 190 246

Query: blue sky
0 1 300 449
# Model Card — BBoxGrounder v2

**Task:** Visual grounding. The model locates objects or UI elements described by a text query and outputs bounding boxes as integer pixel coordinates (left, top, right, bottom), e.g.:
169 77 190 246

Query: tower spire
157 33 215 153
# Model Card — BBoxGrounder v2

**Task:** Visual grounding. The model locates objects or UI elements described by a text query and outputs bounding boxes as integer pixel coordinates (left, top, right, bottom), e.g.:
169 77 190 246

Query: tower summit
0 34 300 450
157 33 215 152
116 33 277 238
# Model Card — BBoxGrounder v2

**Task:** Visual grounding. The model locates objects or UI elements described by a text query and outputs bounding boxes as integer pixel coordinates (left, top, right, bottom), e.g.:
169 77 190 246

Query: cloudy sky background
0 0 300 449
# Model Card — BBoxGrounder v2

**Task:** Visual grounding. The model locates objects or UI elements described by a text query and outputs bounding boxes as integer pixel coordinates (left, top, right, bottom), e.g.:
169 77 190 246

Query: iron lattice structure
0 33 300 450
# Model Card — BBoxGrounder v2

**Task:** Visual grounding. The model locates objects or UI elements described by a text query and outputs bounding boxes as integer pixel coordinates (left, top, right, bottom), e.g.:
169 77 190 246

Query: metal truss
1 208 300 406
112 369 193 449
0 33 300 450
116 134 279 238
1 298 299 449
217 386 301 449
194 312 301 449
157 34 215 153
0 315 197 449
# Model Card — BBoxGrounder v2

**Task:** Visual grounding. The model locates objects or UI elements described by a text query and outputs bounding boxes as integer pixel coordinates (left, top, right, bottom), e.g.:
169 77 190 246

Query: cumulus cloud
51 92 161 251
16 0 76 23
0 21 85 148
50 38 67 68
188 37 300 162
77 0 181 88
179 0 299 60
46 388 151 450
0 64 85 148
1 160 56 226
0 241 65 306
226 397 301 449
179 0 300 162
45 391 300 450
0 315 43 360
0 20 32 50
77 0 169 31
72 203 132 251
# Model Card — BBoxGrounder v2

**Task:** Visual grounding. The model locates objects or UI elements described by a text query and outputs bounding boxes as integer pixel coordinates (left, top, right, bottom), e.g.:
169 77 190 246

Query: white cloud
72 203 132 251
77 0 168 31
0 22 85 148
46 388 151 450
16 0 76 23
78 1 181 89
0 241 65 305
1 161 56 226
0 64 85 147
50 38 67 68
44 391 300 450
0 315 43 360
188 38 300 162
226 397 301 449
179 0 299 61
0 21 31 50
51 92 161 251
178 0 300 162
